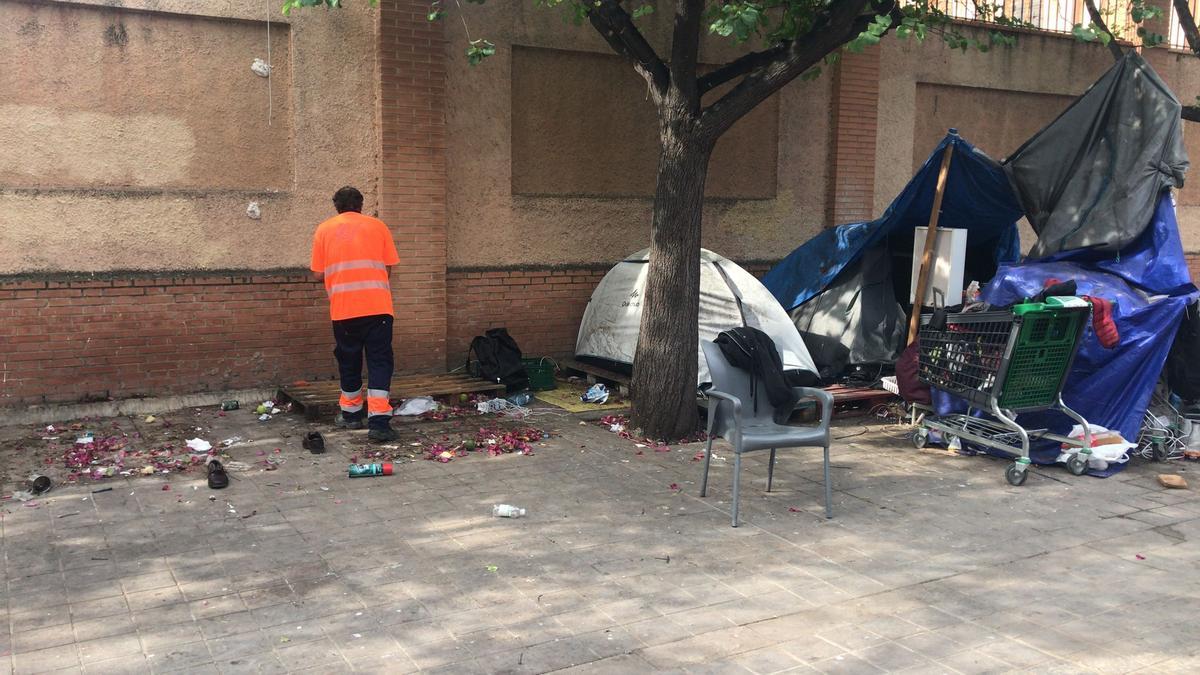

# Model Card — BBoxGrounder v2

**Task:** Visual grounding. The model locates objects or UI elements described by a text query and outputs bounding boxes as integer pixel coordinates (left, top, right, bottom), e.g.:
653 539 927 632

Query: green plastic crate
522 357 557 391
997 305 1088 410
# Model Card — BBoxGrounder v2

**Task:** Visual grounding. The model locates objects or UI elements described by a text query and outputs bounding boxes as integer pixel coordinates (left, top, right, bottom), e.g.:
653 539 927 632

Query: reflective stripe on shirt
324 259 387 276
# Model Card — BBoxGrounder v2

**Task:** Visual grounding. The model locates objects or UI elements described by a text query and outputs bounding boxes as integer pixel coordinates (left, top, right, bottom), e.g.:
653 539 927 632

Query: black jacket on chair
715 327 803 424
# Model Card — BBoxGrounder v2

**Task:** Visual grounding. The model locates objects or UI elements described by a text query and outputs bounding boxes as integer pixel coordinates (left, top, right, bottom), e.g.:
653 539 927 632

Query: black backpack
467 328 529 393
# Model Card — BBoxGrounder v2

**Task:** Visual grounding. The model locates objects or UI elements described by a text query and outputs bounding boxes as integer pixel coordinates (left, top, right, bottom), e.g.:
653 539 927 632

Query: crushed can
348 462 393 478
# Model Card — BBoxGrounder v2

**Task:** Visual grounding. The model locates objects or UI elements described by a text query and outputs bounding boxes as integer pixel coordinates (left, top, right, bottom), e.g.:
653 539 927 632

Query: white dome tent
575 248 818 385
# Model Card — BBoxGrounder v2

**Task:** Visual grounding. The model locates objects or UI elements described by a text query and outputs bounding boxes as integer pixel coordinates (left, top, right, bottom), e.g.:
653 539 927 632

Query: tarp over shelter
575 248 818 385
763 132 1023 314
1006 52 1188 258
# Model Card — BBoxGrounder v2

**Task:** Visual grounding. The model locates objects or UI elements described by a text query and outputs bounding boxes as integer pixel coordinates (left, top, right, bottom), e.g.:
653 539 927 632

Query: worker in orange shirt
310 187 400 442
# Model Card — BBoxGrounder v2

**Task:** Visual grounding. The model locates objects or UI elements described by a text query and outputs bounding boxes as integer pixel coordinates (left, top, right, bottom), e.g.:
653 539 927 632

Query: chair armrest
793 386 834 431
706 390 744 442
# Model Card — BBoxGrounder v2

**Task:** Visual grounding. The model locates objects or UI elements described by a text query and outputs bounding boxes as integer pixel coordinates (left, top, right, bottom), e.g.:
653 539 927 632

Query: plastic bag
396 397 438 416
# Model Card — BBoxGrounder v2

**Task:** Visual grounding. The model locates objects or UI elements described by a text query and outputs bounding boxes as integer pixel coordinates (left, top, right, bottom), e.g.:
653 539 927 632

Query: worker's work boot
367 423 398 442
335 412 365 430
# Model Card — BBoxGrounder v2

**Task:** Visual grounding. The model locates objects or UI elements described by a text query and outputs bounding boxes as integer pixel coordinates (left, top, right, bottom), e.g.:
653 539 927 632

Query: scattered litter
1136 554 1146 560
1158 474 1189 489
351 633 362 639
11 490 35 502
241 510 257 519
692 451 706 462
186 438 213 453
223 461 252 472
45 425 56 433
76 434 94 445
258 414 272 422
246 201 262 220
221 400 240 411
492 504 525 518
28 474 52 495
161 484 170 491
57 512 80 518
144 415 157 424
485 565 499 573
91 487 112 494
788 507 801 512
348 463 393 478
669 483 680 492
221 436 244 448
320 486 330 491
91 557 108 561
396 397 438 416
580 383 610 405
23 501 39 508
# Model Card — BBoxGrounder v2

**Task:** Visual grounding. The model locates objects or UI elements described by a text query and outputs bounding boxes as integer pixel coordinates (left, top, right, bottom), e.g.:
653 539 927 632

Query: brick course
0 273 331 406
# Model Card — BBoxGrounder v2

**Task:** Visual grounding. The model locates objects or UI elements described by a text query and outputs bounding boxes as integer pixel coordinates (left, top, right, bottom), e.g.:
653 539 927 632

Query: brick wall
377 0 449 373
0 273 331 407
445 267 606 365
826 46 881 226
444 261 777 367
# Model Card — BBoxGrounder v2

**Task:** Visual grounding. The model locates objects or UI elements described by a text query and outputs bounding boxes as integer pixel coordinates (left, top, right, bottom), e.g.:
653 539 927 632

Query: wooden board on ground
277 374 506 422
534 382 628 413
826 384 896 416
560 358 632 396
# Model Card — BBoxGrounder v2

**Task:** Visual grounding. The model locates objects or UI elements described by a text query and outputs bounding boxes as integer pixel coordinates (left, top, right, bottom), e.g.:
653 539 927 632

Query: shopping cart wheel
1005 464 1028 486
1067 453 1089 476
911 428 929 449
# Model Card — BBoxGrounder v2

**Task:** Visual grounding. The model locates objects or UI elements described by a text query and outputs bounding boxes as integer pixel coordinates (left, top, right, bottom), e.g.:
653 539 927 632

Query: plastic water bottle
506 391 532 406
492 504 525 518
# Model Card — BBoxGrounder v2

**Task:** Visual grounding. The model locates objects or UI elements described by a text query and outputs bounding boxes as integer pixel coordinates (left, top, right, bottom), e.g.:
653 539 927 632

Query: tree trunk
630 116 713 440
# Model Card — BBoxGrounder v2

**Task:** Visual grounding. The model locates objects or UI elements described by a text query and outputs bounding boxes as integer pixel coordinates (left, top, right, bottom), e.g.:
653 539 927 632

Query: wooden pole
907 143 955 345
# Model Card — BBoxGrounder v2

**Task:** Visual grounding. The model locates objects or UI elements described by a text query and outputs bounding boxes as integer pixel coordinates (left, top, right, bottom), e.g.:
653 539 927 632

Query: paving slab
0 405 1197 673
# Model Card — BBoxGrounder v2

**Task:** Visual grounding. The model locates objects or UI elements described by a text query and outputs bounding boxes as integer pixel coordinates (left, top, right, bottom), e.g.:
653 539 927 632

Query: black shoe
367 426 398 442
207 460 229 489
303 431 326 454
335 413 365 430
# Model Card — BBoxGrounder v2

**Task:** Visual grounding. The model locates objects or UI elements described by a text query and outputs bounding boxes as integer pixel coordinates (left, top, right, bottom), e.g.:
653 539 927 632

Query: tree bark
630 112 713 440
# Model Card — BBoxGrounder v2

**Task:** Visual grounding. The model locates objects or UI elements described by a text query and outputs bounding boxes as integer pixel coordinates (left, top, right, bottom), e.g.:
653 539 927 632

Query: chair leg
700 435 715 498
767 449 776 492
823 444 833 519
731 453 742 527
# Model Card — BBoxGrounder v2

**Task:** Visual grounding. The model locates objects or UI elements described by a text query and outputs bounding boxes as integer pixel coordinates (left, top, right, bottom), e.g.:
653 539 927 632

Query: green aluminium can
348 462 393 477
220 400 239 411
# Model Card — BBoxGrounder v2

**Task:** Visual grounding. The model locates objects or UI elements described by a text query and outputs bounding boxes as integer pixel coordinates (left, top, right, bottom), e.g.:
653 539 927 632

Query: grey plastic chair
700 341 834 527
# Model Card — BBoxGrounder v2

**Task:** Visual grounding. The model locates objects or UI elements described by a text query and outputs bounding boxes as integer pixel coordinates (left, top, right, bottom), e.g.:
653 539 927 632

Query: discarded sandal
303 431 326 454
207 459 229 490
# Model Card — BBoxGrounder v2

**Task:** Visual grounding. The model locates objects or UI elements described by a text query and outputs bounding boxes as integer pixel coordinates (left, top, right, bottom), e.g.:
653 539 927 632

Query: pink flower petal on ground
692 452 705 462
788 507 801 512
161 484 170 491
1136 554 1146 560
669 483 680 491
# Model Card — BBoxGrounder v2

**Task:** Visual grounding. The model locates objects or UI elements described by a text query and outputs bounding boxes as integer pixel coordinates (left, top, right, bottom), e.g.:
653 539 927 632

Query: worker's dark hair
332 186 364 214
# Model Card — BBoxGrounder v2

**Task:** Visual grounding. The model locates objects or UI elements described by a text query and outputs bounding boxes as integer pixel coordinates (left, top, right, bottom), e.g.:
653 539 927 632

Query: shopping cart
911 298 1094 486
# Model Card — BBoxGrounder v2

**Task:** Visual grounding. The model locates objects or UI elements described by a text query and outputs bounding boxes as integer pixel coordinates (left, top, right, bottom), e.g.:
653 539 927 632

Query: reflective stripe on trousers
367 389 391 417
339 389 363 413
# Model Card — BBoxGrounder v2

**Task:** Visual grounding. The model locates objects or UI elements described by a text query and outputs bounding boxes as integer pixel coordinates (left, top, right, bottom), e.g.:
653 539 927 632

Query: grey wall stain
103 22 128 47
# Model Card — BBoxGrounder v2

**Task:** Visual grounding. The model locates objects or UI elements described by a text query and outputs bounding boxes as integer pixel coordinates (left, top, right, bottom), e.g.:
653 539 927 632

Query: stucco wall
443 1 832 268
878 29 1200 254
0 0 378 274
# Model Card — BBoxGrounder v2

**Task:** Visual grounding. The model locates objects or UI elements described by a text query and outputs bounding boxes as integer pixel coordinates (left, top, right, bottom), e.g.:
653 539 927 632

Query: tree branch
587 0 670 98
697 45 789 96
1174 0 1200 57
1082 0 1125 61
699 0 874 140
670 0 705 111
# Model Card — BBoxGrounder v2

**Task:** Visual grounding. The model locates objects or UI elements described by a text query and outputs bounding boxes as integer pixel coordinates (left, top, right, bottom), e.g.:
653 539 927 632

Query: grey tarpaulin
1004 52 1188 258
788 246 906 379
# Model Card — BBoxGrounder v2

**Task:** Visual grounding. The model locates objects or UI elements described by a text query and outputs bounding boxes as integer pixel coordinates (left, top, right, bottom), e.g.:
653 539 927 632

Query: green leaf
631 4 654 19
466 38 496 65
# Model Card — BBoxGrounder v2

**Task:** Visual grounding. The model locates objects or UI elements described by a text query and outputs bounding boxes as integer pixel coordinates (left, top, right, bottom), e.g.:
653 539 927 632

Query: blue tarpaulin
958 193 1198 471
763 132 1023 311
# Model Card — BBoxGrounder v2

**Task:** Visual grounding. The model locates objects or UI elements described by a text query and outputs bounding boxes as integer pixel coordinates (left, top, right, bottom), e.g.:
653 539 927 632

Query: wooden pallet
826 384 897 416
560 358 632 396
277 374 506 421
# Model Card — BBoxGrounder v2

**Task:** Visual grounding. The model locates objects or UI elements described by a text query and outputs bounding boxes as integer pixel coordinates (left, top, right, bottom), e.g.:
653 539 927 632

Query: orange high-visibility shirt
310 212 400 321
